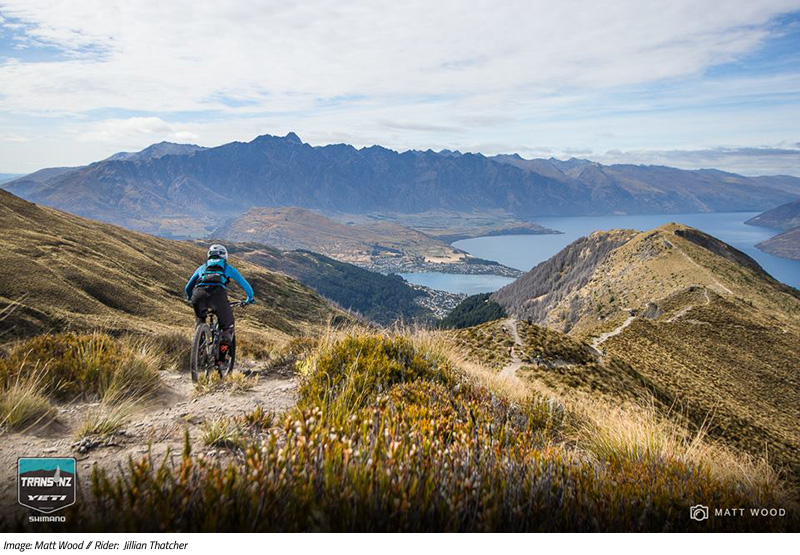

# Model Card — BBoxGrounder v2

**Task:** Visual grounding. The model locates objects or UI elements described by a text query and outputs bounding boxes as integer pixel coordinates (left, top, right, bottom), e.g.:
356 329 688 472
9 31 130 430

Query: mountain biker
185 244 255 365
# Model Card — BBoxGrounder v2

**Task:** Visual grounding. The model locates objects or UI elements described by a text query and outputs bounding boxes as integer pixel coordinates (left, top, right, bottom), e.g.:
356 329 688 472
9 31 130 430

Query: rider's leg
191 287 210 326
208 288 235 358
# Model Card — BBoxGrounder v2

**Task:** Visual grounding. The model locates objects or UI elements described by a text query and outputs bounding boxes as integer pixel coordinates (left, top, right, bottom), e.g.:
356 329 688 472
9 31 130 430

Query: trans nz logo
18 458 76 513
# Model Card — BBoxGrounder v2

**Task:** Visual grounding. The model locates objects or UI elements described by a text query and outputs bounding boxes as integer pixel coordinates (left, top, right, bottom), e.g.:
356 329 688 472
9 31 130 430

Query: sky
0 0 799 175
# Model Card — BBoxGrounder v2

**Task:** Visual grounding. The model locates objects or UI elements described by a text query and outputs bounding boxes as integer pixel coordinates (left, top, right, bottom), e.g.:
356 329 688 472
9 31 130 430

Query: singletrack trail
0 362 296 513
590 312 636 353
498 318 524 384
666 287 712 323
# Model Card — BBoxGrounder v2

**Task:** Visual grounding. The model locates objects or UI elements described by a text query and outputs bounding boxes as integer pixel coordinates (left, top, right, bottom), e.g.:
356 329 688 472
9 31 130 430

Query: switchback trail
666 287 712 323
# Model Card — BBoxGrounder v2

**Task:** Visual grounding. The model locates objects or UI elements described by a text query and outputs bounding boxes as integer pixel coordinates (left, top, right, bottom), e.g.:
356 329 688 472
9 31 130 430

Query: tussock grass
193 371 258 396
0 361 55 432
568 399 785 500
201 417 244 449
0 333 160 436
0 332 160 401
150 331 191 372
76 399 139 438
76 327 794 532
238 405 274 432
226 371 257 394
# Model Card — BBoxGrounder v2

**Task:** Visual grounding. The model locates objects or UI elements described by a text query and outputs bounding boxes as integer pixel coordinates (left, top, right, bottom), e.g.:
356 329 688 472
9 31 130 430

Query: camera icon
690 504 710 521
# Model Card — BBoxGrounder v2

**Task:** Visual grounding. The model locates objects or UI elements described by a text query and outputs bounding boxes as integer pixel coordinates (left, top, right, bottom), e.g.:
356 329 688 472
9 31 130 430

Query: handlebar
184 299 254 307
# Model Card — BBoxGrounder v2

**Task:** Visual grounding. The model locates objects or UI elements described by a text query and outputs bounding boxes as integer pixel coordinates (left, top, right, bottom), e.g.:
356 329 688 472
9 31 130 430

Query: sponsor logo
689 504 709 521
18 458 76 514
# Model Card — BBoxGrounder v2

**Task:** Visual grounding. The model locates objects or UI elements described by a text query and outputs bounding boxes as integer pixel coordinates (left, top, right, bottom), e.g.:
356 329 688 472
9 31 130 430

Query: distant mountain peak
106 141 205 162
284 132 302 143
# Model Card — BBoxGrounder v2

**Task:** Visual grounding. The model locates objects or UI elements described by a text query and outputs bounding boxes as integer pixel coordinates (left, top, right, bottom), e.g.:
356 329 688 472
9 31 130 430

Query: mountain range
5 133 800 237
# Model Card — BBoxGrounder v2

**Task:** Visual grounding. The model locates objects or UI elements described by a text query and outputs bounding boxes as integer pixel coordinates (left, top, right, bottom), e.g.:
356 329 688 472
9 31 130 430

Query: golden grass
0 332 161 401
193 370 259 396
0 361 55 432
76 398 140 438
200 416 244 449
73 327 793 532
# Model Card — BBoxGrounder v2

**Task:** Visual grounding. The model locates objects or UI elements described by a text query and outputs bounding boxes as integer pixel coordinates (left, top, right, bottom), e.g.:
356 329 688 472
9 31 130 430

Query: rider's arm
226 265 255 302
185 265 204 300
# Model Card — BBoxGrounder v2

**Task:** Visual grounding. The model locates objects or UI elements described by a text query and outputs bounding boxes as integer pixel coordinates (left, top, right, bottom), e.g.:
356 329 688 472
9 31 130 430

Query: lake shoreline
398 212 800 294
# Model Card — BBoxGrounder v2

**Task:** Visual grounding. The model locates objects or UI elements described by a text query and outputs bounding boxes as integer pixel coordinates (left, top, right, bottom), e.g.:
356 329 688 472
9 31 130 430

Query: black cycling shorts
191 285 234 332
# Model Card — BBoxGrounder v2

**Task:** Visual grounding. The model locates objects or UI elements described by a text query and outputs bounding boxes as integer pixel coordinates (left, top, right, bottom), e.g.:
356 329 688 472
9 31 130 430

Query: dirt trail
590 312 636 353
0 363 297 513
666 287 711 323
498 318 524 384
674 246 733 295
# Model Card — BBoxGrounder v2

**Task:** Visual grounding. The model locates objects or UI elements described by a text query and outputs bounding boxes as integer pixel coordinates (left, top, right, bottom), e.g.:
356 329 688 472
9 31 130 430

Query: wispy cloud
0 0 798 173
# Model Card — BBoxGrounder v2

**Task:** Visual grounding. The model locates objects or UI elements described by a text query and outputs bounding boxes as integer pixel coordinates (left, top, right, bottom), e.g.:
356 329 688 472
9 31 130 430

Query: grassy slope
223 242 436 325
446 319 673 406
515 224 800 478
0 190 340 342
213 206 465 264
6 328 794 532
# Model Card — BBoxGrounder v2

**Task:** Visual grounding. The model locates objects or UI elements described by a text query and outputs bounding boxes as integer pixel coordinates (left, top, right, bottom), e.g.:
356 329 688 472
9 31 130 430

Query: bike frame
190 300 244 382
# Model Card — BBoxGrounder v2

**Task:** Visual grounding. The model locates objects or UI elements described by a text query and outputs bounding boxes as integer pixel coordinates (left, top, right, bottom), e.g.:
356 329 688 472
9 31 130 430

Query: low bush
69 332 793 532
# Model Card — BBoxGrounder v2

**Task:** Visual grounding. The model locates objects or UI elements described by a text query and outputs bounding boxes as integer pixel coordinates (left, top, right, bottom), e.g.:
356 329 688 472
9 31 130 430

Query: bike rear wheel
190 323 213 382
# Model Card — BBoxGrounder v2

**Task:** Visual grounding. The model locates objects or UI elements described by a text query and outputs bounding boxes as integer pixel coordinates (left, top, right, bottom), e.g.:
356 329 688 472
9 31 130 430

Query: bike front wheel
190 323 213 382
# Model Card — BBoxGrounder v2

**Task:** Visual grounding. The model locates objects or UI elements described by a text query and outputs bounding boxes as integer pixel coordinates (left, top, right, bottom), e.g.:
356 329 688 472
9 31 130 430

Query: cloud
0 0 797 114
590 146 800 176
0 0 799 174
76 116 198 142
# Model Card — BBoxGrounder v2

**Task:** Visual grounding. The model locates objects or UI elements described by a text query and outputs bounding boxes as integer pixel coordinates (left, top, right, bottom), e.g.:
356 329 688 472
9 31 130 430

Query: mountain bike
189 300 246 382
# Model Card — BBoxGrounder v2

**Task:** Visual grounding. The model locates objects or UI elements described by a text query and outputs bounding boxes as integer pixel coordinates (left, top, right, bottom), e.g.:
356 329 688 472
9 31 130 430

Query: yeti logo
18 458 76 514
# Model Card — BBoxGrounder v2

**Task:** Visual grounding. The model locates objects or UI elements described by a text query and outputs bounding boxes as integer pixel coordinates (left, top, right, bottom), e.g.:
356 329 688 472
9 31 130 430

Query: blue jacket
185 261 255 301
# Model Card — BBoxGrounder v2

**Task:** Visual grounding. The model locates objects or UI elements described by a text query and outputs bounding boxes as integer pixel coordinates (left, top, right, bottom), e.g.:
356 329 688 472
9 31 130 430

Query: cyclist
185 244 255 366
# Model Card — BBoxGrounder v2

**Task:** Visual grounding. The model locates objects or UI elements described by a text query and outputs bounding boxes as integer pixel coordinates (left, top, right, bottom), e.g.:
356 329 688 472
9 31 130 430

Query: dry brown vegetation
471 223 800 485
0 189 343 342
2 325 789 532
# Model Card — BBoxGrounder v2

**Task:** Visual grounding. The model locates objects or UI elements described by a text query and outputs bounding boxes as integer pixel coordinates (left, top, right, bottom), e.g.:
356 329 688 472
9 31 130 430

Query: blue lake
400 212 800 294
399 272 515 296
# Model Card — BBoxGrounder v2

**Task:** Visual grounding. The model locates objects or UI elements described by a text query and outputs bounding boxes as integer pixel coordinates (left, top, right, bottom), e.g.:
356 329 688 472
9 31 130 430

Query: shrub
297 334 456 419
56 333 791 532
